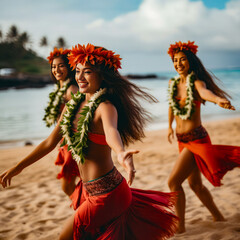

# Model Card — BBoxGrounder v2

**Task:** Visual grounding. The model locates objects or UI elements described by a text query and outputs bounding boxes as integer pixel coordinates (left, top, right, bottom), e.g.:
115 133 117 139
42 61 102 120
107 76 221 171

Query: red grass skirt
70 167 178 240
177 125 240 187
55 143 80 181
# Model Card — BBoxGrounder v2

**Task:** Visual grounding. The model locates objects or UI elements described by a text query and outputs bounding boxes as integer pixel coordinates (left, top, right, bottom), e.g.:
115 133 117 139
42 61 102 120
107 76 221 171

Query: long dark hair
50 55 77 86
180 49 231 101
93 64 158 146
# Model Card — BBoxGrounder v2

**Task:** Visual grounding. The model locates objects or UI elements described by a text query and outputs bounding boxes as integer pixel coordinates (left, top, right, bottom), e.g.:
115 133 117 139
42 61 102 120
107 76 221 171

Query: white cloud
1 0 240 72
80 0 240 53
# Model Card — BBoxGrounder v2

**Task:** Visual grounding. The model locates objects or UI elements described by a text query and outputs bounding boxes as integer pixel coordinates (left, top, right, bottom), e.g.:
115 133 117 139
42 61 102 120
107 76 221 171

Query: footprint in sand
3 205 16 211
36 201 46 207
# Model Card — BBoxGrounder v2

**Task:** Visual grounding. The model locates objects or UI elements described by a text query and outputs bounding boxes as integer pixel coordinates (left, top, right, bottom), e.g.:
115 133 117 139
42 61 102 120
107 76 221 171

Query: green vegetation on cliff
0 42 49 75
0 25 68 75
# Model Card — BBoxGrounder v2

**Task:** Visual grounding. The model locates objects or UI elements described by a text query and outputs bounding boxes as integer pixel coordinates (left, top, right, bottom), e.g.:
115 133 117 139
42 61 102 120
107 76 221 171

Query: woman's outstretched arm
100 102 139 185
195 80 235 110
0 110 65 188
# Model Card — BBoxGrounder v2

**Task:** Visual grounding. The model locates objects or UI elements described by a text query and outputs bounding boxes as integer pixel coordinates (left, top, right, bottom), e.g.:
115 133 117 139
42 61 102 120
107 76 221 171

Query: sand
0 117 240 240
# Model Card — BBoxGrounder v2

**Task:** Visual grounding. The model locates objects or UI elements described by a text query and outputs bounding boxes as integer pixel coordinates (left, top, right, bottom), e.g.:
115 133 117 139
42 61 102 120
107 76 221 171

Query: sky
0 0 240 73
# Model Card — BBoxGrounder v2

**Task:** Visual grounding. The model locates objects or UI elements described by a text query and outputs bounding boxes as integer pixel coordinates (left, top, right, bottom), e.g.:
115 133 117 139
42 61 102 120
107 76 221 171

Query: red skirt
70 167 178 240
55 144 80 181
177 125 240 187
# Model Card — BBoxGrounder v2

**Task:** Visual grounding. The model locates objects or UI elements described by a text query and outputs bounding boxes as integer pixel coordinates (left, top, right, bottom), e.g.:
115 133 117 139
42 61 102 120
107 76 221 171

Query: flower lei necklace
43 79 71 127
168 72 196 120
60 88 107 164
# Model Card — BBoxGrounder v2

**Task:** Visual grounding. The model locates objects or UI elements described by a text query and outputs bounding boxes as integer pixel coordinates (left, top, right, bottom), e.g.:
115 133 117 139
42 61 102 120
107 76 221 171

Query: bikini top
175 97 201 108
72 128 108 145
88 132 108 145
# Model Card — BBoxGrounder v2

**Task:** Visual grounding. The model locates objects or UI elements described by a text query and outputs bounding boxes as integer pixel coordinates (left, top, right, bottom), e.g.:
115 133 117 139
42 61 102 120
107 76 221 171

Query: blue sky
0 0 240 73
191 0 229 9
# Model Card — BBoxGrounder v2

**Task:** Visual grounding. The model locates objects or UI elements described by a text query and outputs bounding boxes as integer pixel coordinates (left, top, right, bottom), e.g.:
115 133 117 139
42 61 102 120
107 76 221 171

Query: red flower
47 48 71 64
167 41 198 58
68 43 122 71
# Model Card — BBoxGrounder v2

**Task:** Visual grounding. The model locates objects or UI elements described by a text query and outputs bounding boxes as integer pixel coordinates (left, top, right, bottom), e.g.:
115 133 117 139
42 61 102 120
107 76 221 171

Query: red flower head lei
47 48 71 64
68 43 122 71
168 41 198 58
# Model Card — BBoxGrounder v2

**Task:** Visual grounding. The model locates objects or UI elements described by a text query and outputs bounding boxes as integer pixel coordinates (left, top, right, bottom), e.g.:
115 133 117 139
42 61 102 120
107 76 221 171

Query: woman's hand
216 97 235 110
117 149 139 186
0 166 22 188
168 127 174 144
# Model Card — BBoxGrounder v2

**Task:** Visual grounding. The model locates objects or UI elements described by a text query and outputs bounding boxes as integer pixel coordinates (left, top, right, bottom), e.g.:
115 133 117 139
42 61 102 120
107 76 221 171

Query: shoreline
1 115 239 150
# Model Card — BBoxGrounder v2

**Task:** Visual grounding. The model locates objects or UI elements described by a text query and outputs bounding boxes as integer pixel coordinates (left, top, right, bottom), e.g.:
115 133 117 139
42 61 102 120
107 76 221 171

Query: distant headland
0 25 169 90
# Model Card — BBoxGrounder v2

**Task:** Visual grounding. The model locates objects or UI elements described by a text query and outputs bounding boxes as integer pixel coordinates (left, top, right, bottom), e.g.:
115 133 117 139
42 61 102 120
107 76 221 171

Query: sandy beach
0 117 240 240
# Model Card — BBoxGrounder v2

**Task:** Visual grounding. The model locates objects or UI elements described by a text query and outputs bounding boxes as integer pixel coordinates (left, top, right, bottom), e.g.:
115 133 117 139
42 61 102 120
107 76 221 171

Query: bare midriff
175 105 202 135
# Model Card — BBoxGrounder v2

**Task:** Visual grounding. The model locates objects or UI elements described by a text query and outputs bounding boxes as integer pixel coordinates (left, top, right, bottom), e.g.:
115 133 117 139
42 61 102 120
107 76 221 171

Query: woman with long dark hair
167 41 240 233
43 48 79 196
1 43 178 240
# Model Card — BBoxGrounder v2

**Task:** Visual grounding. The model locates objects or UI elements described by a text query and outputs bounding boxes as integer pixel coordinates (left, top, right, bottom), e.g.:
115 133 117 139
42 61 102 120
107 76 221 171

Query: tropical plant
56 37 67 48
6 25 19 42
18 32 30 48
40 36 48 47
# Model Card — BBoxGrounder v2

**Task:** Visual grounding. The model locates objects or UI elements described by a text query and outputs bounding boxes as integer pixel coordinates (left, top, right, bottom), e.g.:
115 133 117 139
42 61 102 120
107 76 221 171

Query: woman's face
75 63 103 94
173 52 190 76
51 57 68 81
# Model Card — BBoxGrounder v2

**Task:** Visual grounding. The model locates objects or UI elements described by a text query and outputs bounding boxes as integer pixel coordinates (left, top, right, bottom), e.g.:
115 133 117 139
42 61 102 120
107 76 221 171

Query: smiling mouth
78 82 88 88
177 67 184 71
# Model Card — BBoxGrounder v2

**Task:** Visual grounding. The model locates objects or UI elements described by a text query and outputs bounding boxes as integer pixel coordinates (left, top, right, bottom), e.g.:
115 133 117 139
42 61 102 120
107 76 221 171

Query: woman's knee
59 213 75 240
59 234 72 240
168 176 181 191
188 181 203 193
59 228 73 240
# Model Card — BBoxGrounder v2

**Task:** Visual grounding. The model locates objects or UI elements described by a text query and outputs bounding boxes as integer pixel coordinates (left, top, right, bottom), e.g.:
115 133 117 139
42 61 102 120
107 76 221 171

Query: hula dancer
0 43 178 239
44 48 79 196
167 41 240 233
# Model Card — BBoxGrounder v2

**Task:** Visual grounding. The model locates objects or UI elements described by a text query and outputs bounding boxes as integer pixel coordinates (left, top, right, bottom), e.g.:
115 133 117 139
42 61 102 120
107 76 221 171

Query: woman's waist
175 116 202 134
79 157 114 182
83 166 124 196
176 125 208 142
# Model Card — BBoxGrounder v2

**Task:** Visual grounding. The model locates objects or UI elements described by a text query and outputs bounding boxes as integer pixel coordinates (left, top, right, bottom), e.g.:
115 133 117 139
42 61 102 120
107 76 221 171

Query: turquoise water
0 69 239 147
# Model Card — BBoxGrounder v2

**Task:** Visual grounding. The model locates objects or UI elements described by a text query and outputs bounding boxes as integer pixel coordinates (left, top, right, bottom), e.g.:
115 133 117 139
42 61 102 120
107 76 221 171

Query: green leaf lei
168 72 196 120
60 88 107 164
43 79 71 127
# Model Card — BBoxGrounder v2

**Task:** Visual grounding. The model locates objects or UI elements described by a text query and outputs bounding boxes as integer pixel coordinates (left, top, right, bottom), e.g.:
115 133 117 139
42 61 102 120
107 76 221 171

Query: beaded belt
176 125 208 143
83 167 123 196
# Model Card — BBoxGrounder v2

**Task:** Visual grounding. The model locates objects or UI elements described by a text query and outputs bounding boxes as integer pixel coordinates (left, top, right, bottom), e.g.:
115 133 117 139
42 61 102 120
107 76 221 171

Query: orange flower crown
68 43 122 71
47 48 71 64
168 41 198 58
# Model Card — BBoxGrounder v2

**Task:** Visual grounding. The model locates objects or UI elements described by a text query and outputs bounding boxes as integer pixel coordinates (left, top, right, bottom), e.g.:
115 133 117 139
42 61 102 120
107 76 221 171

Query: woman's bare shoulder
98 101 116 111
194 79 206 87
68 84 79 94
65 85 79 101
96 101 117 116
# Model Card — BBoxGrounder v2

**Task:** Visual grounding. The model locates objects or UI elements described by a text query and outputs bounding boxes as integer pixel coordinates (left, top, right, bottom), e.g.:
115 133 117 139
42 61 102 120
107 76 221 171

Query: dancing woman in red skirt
43 48 80 196
167 41 240 233
0 43 178 239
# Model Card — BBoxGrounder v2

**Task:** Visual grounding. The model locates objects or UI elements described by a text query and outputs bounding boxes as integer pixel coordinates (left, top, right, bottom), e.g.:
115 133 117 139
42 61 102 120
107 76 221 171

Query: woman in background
167 40 240 233
43 48 79 196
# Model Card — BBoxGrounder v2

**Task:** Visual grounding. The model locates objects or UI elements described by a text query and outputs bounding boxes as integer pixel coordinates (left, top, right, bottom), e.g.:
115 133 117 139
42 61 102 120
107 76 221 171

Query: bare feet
213 215 226 222
176 229 186 234
176 223 186 234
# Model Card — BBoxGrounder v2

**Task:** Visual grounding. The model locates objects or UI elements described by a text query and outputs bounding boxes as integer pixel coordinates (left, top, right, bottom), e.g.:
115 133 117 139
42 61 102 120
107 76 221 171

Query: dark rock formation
0 74 52 90
125 74 158 79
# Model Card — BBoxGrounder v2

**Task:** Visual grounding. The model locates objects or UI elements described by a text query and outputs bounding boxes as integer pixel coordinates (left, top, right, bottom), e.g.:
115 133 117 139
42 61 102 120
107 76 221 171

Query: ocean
0 69 239 148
